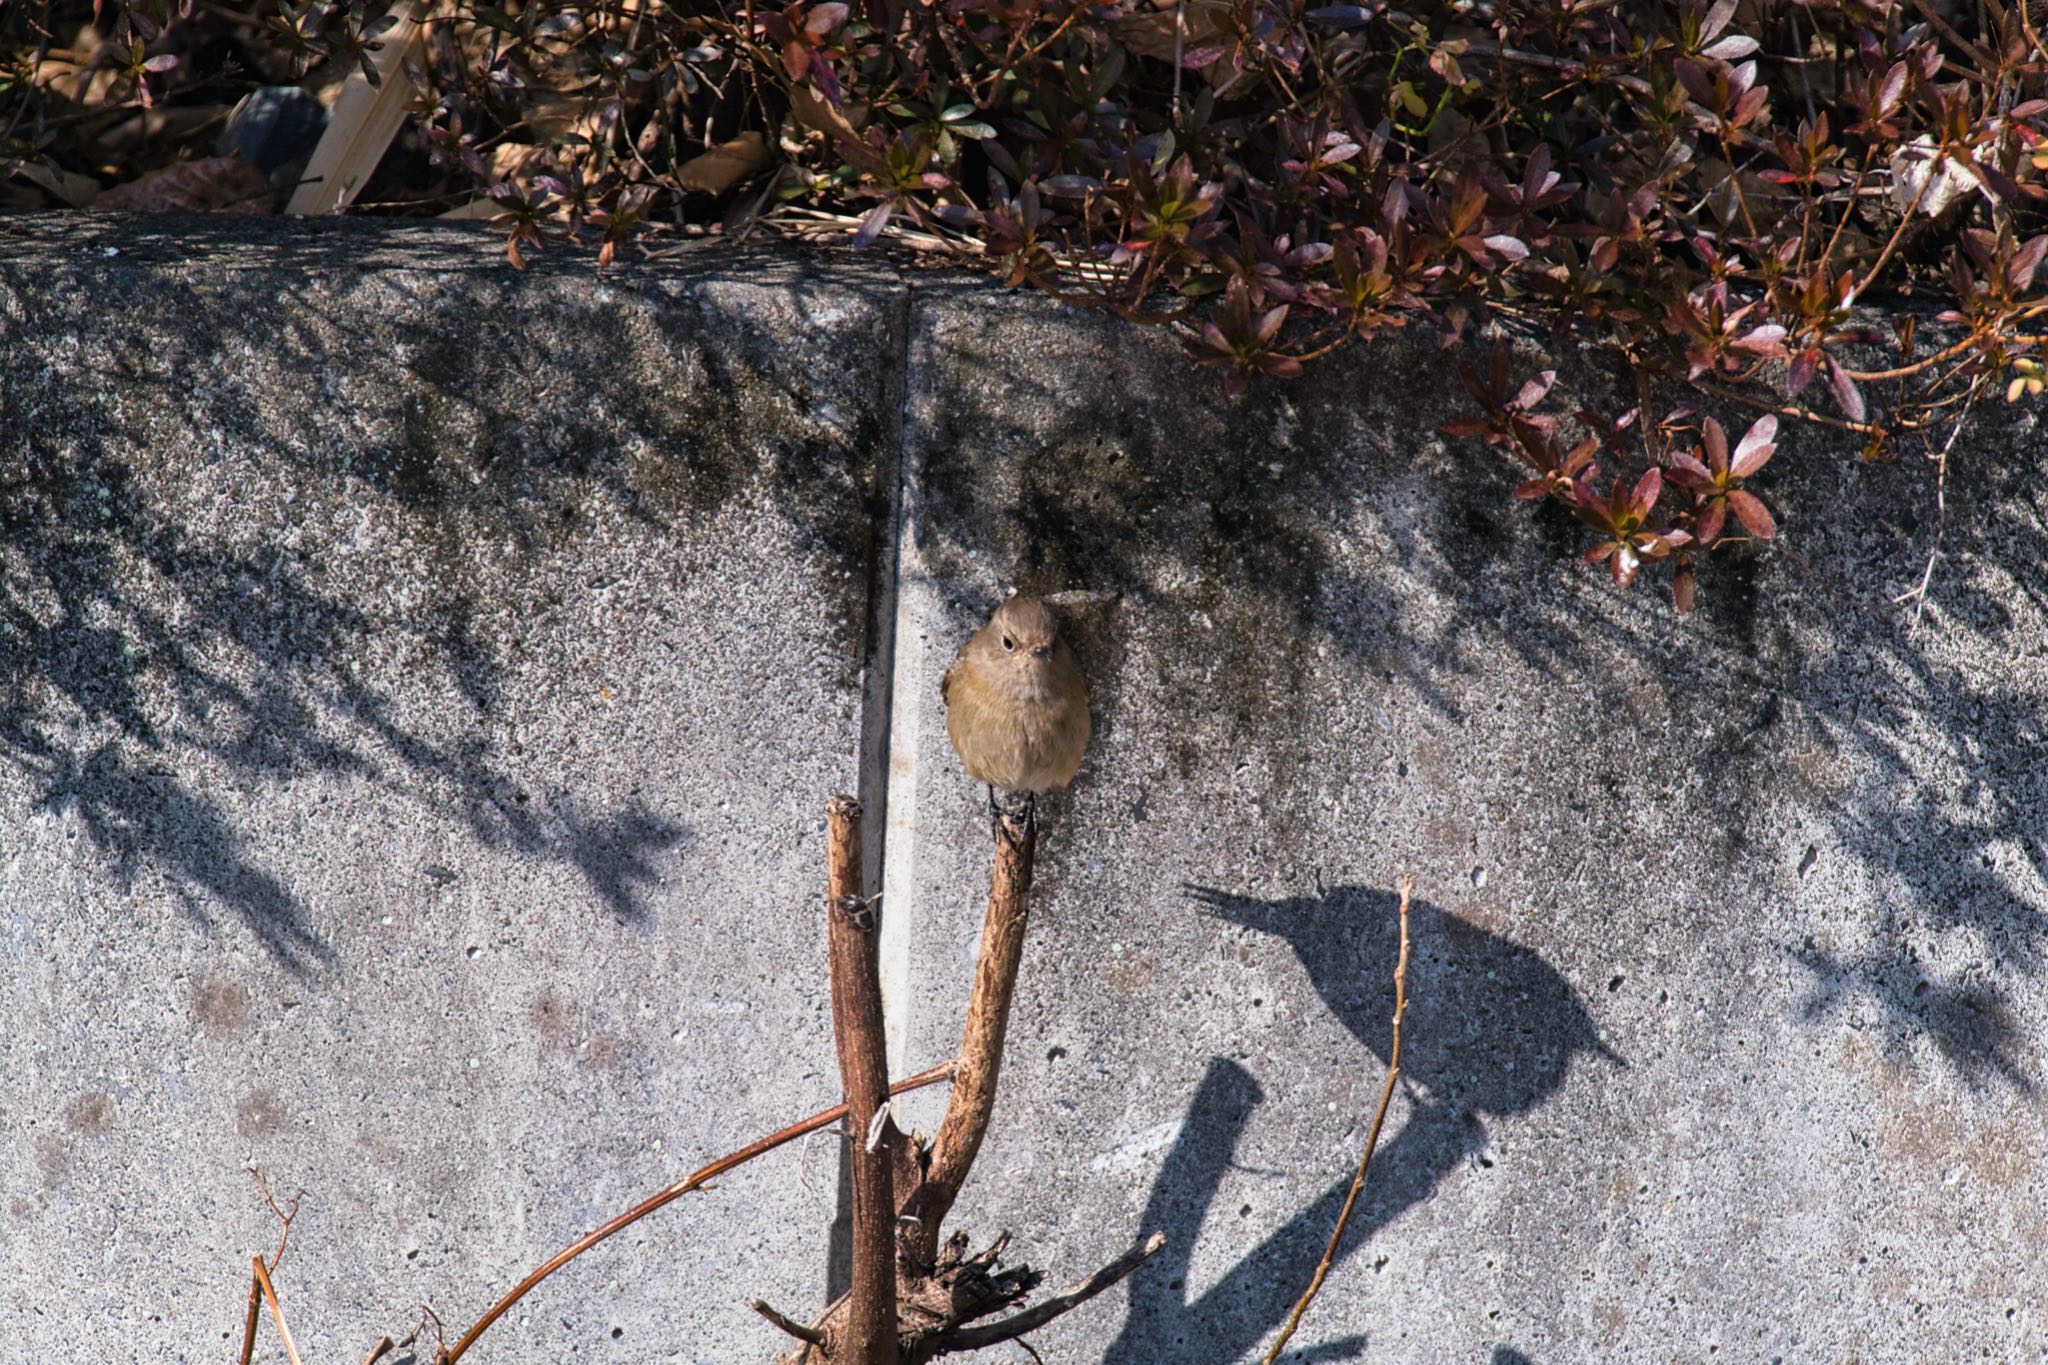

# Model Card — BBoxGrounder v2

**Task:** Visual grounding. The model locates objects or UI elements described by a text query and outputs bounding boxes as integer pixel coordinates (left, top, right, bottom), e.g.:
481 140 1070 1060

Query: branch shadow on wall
912 302 2048 1093
1106 883 1621 1363
0 227 898 970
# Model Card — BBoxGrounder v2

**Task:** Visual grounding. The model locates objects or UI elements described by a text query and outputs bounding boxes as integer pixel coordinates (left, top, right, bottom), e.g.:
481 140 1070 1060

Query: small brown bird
941 596 1091 819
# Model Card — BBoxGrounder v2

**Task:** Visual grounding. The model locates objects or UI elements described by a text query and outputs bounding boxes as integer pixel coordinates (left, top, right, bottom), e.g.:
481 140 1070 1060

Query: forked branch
898 807 1036 1269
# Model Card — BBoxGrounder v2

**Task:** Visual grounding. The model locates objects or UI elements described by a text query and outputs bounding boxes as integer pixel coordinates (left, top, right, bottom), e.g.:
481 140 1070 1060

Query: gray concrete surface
885 288 2048 1363
4 215 2046 1364
0 218 905 1364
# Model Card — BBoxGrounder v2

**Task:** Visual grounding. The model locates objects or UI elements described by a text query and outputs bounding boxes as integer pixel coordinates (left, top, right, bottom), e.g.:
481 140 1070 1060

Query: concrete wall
3 216 2045 1363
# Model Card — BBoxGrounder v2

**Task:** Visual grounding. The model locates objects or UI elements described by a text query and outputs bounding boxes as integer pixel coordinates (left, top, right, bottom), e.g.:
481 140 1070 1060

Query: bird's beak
1030 645 1052 660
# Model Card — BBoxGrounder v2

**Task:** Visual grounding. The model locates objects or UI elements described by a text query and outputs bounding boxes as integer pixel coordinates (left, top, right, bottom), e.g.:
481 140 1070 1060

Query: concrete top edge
0 211 934 294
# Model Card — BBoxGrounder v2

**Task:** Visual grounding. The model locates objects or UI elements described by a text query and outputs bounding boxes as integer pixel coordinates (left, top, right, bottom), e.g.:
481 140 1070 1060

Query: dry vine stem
234 793 1160 1364
233 1063 957 1365
1260 873 1414 1365
774 798 1165 1362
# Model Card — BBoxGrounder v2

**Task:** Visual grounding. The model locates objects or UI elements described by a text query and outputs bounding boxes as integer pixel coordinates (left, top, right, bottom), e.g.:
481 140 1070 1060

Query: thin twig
944 1232 1169 1350
1892 383 1978 634
1260 874 1413 1365
1172 0 1186 127
252 1170 305 1271
439 1059 957 1365
753 1298 828 1346
239 1171 306 1365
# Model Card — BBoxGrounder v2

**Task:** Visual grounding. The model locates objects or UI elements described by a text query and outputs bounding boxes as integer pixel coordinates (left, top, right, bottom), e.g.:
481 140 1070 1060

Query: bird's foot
985 788 1038 849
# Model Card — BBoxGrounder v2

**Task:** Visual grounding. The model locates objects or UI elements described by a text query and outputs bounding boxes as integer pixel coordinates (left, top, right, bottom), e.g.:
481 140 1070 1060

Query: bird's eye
1001 636 1015 651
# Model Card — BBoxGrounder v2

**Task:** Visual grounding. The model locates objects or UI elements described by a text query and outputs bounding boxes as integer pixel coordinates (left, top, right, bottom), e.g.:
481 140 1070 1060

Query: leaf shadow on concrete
1102 884 1618 1363
910 299 2048 1095
0 226 898 971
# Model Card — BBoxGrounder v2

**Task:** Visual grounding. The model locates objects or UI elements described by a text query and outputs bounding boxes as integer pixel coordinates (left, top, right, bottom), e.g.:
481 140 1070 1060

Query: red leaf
1673 59 1715 107
1694 501 1727 544
851 199 892 247
1513 371 1557 410
1254 304 1289 344
1703 35 1758 61
1825 357 1867 422
1877 61 1907 115
1630 467 1662 519
1730 414 1778 477
1726 489 1776 539
1733 324 1786 354
1611 543 1640 587
1787 349 1819 398
1700 417 1728 472
1669 452 1712 483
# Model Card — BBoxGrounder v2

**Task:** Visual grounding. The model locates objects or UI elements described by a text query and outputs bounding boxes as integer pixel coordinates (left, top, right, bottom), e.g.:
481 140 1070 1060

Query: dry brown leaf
1115 0 1233 63
517 91 610 144
677 131 772 195
787 85 877 169
437 197 502 220
485 141 549 181
4 159 104 208
91 156 271 213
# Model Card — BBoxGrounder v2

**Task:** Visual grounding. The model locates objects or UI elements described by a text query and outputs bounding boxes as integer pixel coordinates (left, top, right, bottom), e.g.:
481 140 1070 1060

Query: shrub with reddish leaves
7 0 2046 605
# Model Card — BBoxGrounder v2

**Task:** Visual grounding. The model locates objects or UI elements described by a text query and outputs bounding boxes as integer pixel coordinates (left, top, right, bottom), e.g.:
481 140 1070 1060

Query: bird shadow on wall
912 308 2048 1095
0 235 912 970
1105 883 1621 1364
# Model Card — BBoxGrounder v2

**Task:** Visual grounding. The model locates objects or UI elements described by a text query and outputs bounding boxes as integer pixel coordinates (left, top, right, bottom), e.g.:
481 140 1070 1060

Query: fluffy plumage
941 597 1090 796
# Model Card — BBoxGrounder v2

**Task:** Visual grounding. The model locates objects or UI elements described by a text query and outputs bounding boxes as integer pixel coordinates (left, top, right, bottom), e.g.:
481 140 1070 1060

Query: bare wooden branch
942 1231 1168 1351
237 1260 262 1365
826 793 900 1363
900 808 1036 1268
1260 874 1414 1365
440 1059 956 1365
240 1171 305 1365
249 1255 307 1365
754 1298 829 1347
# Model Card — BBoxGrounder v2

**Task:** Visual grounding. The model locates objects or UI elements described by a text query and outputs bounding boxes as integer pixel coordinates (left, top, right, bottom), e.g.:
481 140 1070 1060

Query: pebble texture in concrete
886 284 2048 1363
5 216 2047 1365
0 218 903 1364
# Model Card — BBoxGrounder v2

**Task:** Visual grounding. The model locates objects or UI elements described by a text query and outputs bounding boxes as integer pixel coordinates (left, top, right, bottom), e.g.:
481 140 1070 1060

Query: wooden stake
899 808 1035 1268
825 794 900 1363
